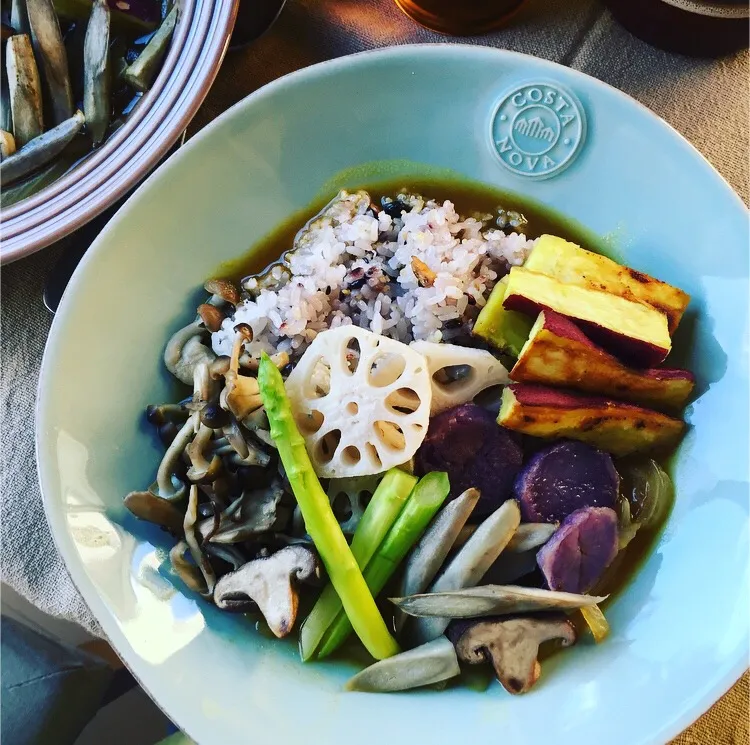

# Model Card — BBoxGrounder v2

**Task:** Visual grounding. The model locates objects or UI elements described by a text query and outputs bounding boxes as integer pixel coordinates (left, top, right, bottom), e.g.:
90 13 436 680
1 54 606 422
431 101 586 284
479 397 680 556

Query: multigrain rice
212 190 536 359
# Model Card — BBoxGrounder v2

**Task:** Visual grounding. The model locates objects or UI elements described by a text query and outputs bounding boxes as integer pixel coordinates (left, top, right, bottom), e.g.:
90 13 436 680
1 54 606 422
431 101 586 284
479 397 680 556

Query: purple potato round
537 506 619 593
514 441 619 523
415 403 523 518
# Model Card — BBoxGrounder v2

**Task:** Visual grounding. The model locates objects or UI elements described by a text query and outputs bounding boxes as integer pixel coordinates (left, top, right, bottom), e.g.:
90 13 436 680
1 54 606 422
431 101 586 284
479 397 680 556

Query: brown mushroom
146 402 189 426
169 540 206 594
221 418 270 467
239 350 289 372
200 479 288 544
220 324 263 421
148 416 193 502
124 490 185 534
184 485 216 598
213 545 319 637
197 303 225 333
240 407 274 448
447 614 577 694
208 356 231 380
164 321 216 385
204 278 240 307
199 402 230 430
186 427 223 483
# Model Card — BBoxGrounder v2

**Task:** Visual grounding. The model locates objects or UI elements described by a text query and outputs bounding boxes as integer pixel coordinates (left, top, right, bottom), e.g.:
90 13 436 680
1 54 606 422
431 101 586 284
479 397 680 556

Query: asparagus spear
299 468 417 661
315 471 450 659
27 0 74 125
6 34 44 146
83 0 110 145
120 5 176 92
258 352 400 661
0 109 84 183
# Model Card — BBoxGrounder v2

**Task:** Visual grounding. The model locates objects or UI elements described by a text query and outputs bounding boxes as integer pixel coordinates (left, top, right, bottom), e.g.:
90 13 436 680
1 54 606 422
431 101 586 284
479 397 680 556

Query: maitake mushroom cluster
125 278 321 637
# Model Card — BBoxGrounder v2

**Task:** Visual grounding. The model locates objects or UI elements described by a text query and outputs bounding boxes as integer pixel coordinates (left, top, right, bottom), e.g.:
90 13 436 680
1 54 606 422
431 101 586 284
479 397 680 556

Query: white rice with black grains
211 190 537 359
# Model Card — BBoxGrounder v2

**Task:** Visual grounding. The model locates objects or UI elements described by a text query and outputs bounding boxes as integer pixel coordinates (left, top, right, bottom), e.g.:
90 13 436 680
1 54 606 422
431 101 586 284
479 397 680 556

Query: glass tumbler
394 0 528 35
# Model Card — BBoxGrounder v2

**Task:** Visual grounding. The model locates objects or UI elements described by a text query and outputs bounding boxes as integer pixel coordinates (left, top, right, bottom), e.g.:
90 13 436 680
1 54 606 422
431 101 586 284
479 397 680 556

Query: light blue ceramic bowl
37 45 749 745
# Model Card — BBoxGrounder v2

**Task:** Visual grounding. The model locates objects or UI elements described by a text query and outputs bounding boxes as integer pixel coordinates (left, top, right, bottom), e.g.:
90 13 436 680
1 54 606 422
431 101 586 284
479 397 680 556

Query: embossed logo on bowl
491 82 586 179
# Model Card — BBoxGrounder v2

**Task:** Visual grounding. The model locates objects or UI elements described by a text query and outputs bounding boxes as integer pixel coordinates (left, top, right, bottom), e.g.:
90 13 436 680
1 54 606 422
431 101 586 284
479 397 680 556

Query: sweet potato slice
511 310 695 411
497 384 685 456
502 267 671 367
525 235 689 333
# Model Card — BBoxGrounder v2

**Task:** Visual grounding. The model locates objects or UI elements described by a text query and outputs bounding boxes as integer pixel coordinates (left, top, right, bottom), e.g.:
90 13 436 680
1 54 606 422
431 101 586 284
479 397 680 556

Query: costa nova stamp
490 82 586 179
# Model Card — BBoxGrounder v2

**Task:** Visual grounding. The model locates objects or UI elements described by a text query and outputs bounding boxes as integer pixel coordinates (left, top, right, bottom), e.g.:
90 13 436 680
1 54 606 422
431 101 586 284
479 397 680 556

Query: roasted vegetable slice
536 507 619 594
285 326 432 478
415 403 522 518
27 0 74 125
83 0 111 145
525 235 689 333
0 109 84 183
502 267 671 367
471 276 534 357
6 34 44 146
514 440 619 523
409 340 509 415
498 384 685 456
120 5 176 92
511 310 695 411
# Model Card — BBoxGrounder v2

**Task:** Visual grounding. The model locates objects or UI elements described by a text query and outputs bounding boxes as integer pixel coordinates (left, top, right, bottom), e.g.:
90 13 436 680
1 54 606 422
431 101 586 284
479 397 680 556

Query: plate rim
36 42 749 745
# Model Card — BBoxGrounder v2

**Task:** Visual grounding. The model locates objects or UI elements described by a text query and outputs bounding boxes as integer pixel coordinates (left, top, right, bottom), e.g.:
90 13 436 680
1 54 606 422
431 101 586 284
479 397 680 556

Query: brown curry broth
216 177 595 284
213 176 676 656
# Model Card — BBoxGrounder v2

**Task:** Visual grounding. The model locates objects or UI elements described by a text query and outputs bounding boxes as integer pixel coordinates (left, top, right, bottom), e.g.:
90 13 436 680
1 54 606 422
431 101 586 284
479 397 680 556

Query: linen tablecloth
1 1 747 741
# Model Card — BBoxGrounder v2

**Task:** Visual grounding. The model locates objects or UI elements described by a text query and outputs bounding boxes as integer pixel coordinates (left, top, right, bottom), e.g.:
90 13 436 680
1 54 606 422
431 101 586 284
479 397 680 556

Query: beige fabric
1 0 747 738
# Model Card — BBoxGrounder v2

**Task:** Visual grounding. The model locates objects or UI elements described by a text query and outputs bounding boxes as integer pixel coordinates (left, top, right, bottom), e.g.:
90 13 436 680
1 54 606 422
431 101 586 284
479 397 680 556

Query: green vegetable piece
472 277 534 358
120 5 176 93
0 109 84 183
258 352 400 661
53 0 157 34
344 637 460 692
6 33 44 146
299 467 417 662
0 133 89 206
27 0 74 125
316 471 450 659
83 0 110 145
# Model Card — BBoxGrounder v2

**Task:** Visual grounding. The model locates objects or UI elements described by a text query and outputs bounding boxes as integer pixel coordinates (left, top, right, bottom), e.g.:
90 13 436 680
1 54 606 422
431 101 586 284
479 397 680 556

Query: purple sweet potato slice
514 440 619 523
537 507 619 593
415 403 523 519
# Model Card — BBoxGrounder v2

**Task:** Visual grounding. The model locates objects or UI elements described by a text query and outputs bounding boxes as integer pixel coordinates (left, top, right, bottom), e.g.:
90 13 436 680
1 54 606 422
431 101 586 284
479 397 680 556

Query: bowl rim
0 0 238 264
36 43 749 745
